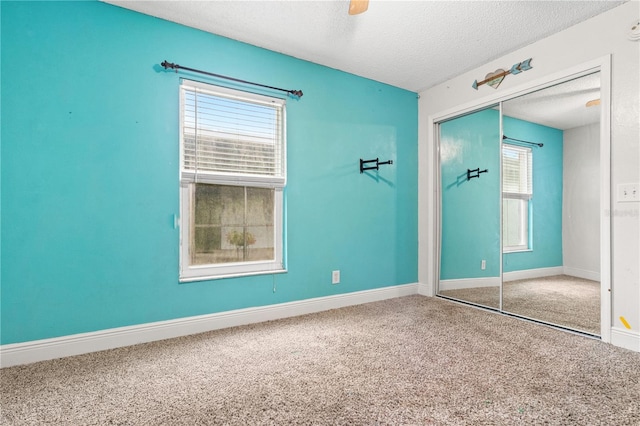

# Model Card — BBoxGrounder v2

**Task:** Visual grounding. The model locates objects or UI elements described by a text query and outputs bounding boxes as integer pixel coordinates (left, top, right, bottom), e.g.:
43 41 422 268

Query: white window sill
503 248 533 254
179 268 287 283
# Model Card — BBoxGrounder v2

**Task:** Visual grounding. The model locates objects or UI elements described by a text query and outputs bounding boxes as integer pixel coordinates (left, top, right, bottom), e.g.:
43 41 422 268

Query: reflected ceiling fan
349 0 369 15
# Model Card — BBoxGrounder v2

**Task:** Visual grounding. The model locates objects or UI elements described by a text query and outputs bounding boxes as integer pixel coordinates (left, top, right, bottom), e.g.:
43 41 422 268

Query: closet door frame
426 56 611 342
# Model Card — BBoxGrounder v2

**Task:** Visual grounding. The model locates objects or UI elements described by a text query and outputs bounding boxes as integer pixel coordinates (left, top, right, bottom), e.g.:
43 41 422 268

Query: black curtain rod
503 135 543 147
161 60 303 98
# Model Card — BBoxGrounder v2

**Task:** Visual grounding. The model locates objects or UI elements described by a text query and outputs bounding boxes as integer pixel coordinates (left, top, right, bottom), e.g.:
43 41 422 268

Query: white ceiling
104 0 624 93
502 72 601 130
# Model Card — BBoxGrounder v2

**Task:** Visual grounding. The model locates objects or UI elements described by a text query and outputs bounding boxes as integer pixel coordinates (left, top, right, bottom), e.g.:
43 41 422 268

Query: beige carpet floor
439 275 600 335
2 295 639 425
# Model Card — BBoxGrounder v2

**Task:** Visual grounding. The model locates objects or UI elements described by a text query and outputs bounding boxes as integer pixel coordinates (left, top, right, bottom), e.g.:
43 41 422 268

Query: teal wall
0 1 418 344
440 108 501 280
502 116 563 272
439 110 563 279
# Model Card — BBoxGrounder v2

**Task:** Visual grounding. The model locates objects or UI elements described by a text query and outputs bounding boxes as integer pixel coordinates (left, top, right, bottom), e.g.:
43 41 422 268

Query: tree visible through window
179 80 286 281
502 144 532 252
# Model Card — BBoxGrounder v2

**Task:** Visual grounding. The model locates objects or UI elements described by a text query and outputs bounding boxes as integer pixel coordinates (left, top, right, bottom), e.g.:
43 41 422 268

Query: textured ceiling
104 0 624 92
502 72 601 130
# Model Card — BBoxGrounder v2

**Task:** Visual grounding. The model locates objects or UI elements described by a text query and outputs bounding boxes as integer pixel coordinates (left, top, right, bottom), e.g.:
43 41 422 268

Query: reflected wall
438 108 501 309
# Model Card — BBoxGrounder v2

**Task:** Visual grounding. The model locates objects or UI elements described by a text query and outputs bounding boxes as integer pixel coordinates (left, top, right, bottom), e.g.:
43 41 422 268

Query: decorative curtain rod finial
161 60 178 72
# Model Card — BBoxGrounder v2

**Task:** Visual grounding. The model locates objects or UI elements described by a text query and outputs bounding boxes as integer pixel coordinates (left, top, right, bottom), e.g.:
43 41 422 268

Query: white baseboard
417 282 432 296
563 267 600 282
438 277 501 291
0 283 419 368
610 327 640 352
502 266 564 282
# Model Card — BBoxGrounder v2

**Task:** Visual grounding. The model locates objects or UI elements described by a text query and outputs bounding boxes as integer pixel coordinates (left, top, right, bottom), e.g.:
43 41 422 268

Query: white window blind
181 80 285 187
502 144 532 199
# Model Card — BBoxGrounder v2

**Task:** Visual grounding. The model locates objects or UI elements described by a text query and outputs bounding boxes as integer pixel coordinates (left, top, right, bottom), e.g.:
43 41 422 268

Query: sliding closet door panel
438 107 501 309
501 72 601 335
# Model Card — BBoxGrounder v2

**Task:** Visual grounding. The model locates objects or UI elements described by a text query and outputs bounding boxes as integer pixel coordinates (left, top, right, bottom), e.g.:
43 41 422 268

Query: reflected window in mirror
503 144 532 252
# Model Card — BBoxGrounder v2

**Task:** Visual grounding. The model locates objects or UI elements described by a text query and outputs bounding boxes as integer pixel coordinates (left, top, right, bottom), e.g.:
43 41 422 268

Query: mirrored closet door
438 106 501 310
437 72 601 336
501 73 601 335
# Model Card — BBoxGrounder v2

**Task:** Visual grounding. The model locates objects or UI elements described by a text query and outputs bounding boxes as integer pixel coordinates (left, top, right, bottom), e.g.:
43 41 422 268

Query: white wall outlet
481 260 486 270
618 183 639 202
332 270 340 284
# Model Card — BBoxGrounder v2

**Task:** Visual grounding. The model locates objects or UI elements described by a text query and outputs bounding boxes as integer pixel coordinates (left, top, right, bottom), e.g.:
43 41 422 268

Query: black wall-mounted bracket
467 168 488 181
360 158 393 173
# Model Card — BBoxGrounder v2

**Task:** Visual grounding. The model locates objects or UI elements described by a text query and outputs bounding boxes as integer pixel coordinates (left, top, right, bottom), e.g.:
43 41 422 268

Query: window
179 80 286 281
502 144 532 252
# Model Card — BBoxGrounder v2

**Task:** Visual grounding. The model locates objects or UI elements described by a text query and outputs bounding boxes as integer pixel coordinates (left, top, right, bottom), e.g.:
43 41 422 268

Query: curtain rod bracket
467 168 488 181
160 60 303 98
360 158 393 173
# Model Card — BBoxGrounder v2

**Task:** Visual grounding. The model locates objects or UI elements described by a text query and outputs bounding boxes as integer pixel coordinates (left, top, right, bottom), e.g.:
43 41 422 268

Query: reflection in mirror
437 106 501 309
501 72 601 335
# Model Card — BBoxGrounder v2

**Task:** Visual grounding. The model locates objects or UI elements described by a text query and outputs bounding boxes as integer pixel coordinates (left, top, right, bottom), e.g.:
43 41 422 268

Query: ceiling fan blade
586 99 601 107
349 0 369 15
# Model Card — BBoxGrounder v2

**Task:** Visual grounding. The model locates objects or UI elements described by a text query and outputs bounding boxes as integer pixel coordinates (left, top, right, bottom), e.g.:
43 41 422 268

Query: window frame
502 143 533 253
178 80 287 282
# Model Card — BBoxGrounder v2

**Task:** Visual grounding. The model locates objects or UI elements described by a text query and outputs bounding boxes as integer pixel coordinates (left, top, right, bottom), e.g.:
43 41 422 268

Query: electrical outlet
332 270 340 285
481 260 486 270
618 183 639 202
